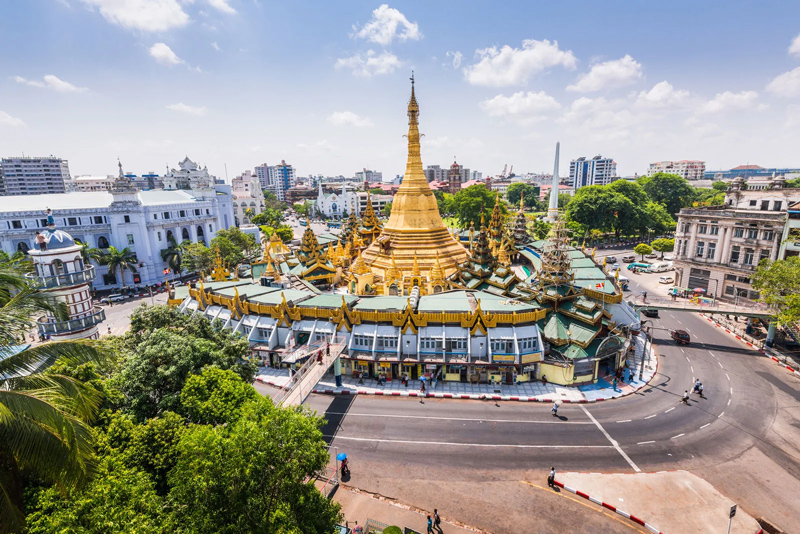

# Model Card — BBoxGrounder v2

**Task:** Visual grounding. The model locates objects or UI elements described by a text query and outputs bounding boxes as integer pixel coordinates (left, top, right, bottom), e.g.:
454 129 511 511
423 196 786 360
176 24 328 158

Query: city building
355 168 383 183
471 170 483 182
255 163 270 190
446 160 462 194
673 175 799 302
779 200 800 260
231 171 265 226
162 157 213 190
314 183 391 219
0 162 234 289
425 164 469 184
705 164 800 181
285 185 318 205
648 160 706 181
0 156 71 196
70 175 115 192
569 155 618 189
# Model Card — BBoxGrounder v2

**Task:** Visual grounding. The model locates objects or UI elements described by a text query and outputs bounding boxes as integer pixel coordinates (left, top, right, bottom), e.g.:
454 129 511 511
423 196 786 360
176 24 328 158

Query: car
663 255 674 261
671 330 691 345
645 253 658 259
605 256 617 263
622 255 636 263
100 294 125 304
642 308 659 318
658 275 674 284
612 263 620 270
171 280 184 287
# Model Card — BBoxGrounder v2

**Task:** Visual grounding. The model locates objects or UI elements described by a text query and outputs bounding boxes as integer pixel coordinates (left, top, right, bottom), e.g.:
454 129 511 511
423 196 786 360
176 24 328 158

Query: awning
314 321 336 333
489 327 515 340
444 326 469 338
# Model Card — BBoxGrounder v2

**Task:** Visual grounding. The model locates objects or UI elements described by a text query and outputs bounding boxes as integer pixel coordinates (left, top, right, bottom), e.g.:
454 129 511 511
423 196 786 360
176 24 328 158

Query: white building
355 168 383 183
648 160 706 181
314 183 391 219
0 156 71 196
0 164 234 289
231 170 266 226
70 175 116 192
569 155 617 189
163 157 213 190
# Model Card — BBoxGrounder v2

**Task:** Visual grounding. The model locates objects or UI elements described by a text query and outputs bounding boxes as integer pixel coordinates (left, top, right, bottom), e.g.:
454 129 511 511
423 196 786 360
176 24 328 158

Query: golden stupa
362 76 468 277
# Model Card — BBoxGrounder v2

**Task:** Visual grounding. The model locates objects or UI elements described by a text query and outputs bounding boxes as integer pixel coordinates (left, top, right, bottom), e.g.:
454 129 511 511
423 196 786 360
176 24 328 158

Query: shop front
401 360 419 379
444 361 468 382
517 351 542 383
491 354 517 384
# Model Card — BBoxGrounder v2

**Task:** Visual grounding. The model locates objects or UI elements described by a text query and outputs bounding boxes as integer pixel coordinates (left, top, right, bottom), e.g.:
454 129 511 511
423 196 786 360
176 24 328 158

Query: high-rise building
471 170 483 182
569 155 617 189
271 160 295 202
255 163 270 190
426 163 470 184
648 160 705 181
355 168 383 182
0 156 70 196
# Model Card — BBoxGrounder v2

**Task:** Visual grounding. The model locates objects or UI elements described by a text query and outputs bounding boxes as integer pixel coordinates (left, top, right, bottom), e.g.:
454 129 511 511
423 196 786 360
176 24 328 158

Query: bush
383 527 402 534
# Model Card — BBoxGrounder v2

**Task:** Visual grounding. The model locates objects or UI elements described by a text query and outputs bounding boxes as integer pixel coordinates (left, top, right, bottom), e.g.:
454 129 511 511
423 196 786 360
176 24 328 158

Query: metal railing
630 295 771 317
36 307 105 335
274 336 347 406
26 265 95 289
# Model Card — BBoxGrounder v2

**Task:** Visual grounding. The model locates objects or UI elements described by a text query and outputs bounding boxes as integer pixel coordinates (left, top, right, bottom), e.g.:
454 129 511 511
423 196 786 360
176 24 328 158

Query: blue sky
1 0 800 180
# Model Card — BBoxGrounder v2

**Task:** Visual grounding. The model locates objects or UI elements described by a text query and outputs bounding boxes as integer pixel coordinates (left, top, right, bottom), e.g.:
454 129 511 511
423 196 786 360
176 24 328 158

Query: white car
663 255 674 261
658 275 674 284
100 293 126 304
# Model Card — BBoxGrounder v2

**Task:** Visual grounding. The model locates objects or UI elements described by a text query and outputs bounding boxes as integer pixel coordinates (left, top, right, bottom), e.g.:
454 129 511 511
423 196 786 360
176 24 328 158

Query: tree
211 227 260 266
78 242 103 266
637 173 695 215
530 218 552 240
181 242 215 274
293 201 311 217
753 256 800 325
650 238 675 258
634 243 653 261
506 183 541 209
275 225 294 242
693 187 725 207
160 237 189 278
262 190 286 211
608 180 649 206
382 201 393 217
180 367 258 426
642 202 676 234
565 186 637 237
102 246 138 288
0 260 107 532
167 396 342 533
368 187 385 195
251 207 284 228
451 184 503 228
558 193 573 210
712 181 728 192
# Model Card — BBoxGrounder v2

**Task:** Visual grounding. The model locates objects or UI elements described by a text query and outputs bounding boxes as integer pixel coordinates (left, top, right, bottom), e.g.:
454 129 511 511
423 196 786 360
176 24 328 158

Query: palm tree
160 237 188 279
0 260 105 532
101 246 138 289
78 242 103 266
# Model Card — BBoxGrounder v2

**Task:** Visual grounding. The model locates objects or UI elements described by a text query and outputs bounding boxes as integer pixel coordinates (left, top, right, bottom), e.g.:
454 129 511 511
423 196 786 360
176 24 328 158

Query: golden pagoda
361 75 468 278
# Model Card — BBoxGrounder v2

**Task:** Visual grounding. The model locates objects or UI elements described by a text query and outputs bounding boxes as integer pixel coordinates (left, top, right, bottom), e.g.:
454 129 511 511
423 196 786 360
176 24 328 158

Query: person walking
548 467 556 488
358 371 364 385
427 515 434 534
681 389 690 404
551 401 558 417
434 509 441 532
612 377 618 392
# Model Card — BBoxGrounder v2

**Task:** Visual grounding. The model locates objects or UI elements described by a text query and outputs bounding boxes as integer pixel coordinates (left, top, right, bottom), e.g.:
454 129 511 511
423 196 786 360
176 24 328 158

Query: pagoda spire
547 141 560 222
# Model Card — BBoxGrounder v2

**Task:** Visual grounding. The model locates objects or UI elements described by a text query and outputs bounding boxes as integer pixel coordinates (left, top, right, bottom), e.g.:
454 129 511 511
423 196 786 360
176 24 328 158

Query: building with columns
231 170 265 226
673 175 799 301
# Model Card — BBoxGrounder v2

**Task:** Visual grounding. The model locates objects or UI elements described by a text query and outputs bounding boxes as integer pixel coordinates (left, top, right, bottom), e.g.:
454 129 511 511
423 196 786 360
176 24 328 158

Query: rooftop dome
44 229 77 250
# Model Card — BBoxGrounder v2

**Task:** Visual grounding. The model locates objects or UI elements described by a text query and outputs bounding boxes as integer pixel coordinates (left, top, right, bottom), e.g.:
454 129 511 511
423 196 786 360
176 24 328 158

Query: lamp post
638 320 650 381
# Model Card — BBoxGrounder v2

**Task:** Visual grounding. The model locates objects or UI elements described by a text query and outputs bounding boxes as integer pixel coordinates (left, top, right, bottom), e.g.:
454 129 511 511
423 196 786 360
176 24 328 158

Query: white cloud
480 91 561 119
296 139 337 153
424 136 483 150
352 4 421 46
699 90 761 113
567 55 642 92
463 39 576 87
149 43 183 65
635 81 690 107
327 111 373 127
211 41 220 51
0 110 25 127
335 50 402 77
166 103 207 116
766 66 800 98
79 0 190 32
207 0 235 14
557 96 637 140
13 74 88 93
790 33 800 57
445 51 462 69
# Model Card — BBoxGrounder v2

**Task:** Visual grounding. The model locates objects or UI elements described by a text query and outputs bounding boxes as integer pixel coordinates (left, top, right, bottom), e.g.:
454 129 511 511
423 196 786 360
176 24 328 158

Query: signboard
522 365 537 373
521 352 541 364
426 364 438 370
729 505 736 518
378 362 391 368
492 354 515 363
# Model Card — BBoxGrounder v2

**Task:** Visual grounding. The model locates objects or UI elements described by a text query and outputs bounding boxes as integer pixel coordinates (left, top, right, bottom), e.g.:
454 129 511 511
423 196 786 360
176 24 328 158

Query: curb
553 479 663 533
701 314 800 378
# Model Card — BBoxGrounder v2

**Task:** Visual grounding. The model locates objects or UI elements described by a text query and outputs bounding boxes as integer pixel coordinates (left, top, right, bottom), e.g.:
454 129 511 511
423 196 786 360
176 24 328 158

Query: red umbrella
692 288 706 293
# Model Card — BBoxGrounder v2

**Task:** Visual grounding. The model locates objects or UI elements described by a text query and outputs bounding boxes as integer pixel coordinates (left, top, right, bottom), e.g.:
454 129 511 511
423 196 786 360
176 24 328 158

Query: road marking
616 419 631 423
686 356 690 363
644 414 657 419
580 406 641 472
709 351 717 359
326 435 615 449
718 361 723 368
718 411 725 418
677 320 683 325
665 407 675 413
700 423 711 429
726 373 730 381
323 412 594 425
730 387 733 395
727 399 731 406
637 441 655 445
690 366 694 373
671 433 685 439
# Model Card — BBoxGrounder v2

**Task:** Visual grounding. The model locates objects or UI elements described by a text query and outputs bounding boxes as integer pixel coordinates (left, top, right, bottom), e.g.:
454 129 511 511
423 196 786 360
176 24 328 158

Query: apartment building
0 156 70 195
648 160 706 181
569 155 617 189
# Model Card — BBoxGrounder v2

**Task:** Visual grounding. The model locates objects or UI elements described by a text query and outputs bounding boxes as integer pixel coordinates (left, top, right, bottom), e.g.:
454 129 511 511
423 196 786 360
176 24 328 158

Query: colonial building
313 183 391 219
673 175 800 301
162 157 213 190
231 170 265 226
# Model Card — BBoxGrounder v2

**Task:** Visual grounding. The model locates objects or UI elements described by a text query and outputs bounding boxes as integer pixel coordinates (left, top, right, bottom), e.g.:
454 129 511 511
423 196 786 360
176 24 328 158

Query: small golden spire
498 239 510 266
429 251 445 282
411 252 421 277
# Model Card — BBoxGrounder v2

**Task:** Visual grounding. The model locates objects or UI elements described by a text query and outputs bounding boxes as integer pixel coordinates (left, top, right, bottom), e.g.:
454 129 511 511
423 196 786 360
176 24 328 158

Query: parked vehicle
663 255 674 261
606 256 617 263
627 262 652 271
622 255 636 263
671 330 691 344
659 275 674 284
642 308 659 318
645 253 658 259
100 294 126 304
649 261 674 273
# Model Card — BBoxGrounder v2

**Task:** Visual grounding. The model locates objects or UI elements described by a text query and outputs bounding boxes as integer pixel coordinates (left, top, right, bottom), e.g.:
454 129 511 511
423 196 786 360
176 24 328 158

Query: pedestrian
358 371 364 385
107 326 112 336
434 509 441 532
612 377 618 391
681 390 689 404
420 381 426 394
548 467 556 488
551 401 558 417
404 374 408 387
541 375 547 386
353 521 363 534
605 362 611 376
427 515 434 534
698 383 704 398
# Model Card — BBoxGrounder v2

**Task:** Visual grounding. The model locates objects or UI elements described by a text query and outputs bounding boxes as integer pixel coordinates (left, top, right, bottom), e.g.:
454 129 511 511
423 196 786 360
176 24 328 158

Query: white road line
700 423 711 429
644 414 657 419
637 441 655 445
677 320 683 325
726 373 730 381
616 420 632 423
686 356 691 363
580 406 641 472
730 387 733 395
326 435 615 449
323 412 594 425
671 433 685 439
709 351 717 359
718 411 725 418
665 407 675 414
718 361 724 368
727 399 731 406
691 366 694 373
681 348 686 354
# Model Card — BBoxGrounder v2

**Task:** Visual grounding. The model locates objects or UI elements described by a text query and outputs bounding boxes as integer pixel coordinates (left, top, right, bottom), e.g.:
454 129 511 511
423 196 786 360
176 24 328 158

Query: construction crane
508 165 513 176
500 164 507 178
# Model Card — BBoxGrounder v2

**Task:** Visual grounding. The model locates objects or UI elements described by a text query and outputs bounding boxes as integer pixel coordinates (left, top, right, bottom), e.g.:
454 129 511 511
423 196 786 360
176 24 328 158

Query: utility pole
727 504 736 534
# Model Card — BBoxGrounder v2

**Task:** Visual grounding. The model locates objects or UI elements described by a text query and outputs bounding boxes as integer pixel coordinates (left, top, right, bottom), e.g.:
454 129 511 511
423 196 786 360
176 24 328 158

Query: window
94 216 103 224
206 209 210 215
759 249 770 263
730 246 740 263
763 230 774 241
698 225 707 234
761 200 769 211
179 210 186 217
707 242 716 260
11 220 22 229
749 200 757 207
123 215 131 223
157 231 162 241
725 286 735 296
774 201 782 211
154 214 158 220
126 234 134 245
743 248 754 265
734 227 744 238
747 228 758 239
696 242 705 257
163 212 170 219
195 209 200 216
710 226 719 235
257 328 271 339
98 236 109 249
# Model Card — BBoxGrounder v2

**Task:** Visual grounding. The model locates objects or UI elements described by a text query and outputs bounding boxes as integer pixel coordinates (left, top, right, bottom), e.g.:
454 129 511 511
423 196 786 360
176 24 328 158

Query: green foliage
433 190 454 216
180 367 258 425
642 202 676 234
558 193 573 209
693 187 725 207
634 243 653 260
451 185 503 228
168 396 342 533
262 190 285 211
211 227 261 266
530 218 552 240
753 256 800 324
181 242 215 274
506 183 543 210
637 173 695 215
712 181 728 191
565 186 635 237
384 527 403 534
293 201 312 217
650 238 675 258
275 225 294 242
101 246 138 288
382 201 393 217
251 207 285 228
160 237 189 277
79 242 104 265
608 180 649 206
368 187 385 195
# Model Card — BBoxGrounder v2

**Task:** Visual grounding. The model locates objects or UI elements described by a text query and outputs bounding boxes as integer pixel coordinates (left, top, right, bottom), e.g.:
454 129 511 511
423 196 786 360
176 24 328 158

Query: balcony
36 307 105 336
26 265 95 289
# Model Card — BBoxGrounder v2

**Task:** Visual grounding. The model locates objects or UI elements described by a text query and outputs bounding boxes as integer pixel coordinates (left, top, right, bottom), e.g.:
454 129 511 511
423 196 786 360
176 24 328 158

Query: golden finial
429 251 445 282
411 252 421 277
519 192 525 211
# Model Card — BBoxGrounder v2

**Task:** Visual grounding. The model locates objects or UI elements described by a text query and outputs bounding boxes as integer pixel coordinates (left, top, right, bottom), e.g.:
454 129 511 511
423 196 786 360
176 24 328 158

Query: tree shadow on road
320 394 356 446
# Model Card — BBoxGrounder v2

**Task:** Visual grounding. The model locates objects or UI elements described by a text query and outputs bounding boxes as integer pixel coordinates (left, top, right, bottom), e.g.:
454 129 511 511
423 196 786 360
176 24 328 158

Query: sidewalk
335 486 481 534
256 334 657 403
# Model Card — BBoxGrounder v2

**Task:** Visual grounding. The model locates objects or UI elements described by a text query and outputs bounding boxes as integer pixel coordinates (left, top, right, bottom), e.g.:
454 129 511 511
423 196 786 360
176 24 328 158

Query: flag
595 282 604 289
163 268 170 275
